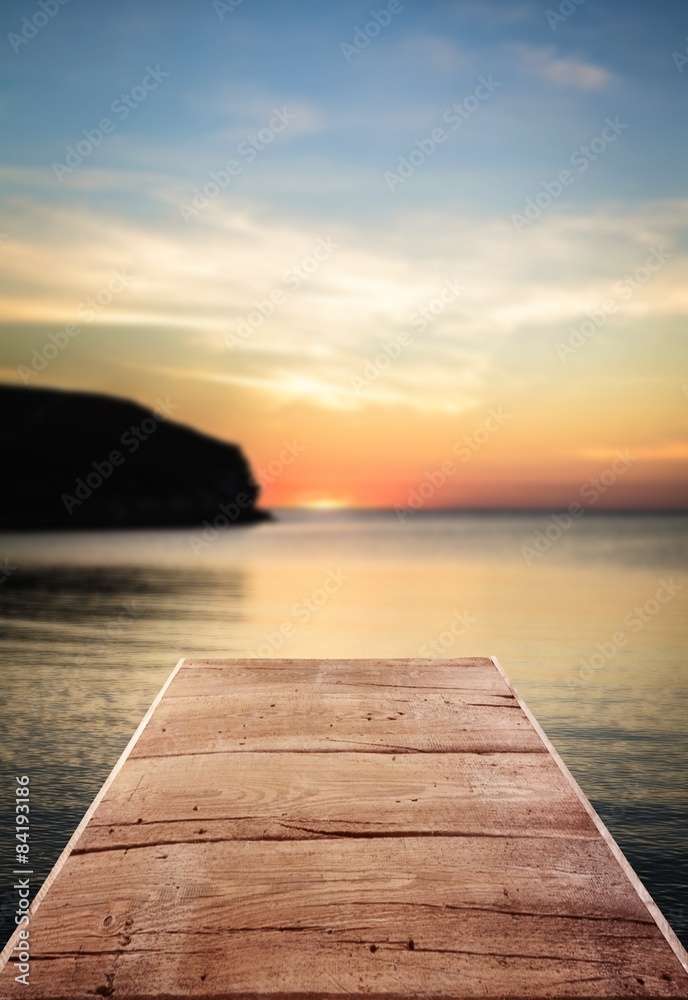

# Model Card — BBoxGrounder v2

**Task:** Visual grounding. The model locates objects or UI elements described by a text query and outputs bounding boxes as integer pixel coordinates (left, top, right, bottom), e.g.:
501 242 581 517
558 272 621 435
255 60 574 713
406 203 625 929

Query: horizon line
273 505 688 515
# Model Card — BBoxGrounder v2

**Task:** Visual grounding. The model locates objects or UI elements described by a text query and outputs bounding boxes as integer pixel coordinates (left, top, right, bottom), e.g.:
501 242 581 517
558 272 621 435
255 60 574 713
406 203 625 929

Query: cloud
184 86 327 139
1 187 687 416
514 45 614 90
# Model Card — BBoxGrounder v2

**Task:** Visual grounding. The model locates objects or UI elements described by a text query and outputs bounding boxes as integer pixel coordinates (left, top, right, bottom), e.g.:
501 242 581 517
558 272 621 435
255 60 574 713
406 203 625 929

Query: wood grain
77 750 598 851
1 657 686 999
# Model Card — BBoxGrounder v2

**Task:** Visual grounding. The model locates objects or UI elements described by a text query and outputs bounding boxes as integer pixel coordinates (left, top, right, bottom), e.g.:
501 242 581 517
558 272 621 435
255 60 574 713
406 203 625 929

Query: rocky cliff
0 385 270 529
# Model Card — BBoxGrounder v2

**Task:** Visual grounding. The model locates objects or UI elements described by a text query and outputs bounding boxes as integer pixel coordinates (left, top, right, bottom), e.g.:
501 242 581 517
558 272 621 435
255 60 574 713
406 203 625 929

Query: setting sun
299 497 350 511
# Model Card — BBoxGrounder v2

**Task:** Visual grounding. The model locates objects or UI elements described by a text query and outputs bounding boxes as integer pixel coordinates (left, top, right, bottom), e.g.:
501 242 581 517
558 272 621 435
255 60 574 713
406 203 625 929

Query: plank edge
491 653 688 977
0 657 188 973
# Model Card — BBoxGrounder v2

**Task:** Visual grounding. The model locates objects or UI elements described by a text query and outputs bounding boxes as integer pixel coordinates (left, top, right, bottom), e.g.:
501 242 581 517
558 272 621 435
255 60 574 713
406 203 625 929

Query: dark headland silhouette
0 385 270 530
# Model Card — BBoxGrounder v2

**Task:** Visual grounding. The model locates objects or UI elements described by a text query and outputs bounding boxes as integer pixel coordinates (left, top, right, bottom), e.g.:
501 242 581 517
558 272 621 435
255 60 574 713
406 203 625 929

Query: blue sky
2 0 686 203
1 0 687 507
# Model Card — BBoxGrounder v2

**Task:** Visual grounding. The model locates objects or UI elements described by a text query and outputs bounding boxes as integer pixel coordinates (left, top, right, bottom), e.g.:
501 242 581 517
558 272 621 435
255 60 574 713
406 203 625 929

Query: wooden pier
1 657 687 998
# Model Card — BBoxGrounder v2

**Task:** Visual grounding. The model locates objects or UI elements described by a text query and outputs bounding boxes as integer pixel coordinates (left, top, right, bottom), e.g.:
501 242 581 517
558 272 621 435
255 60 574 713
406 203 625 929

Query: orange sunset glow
0 1 686 512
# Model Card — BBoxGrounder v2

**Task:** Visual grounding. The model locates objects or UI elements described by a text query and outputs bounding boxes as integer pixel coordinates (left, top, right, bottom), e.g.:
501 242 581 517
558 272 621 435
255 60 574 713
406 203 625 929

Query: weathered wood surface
1 656 687 999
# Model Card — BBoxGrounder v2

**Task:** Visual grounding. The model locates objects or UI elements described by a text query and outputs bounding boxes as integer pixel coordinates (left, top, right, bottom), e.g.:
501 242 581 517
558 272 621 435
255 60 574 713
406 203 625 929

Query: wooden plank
132 694 544 756
167 658 513 694
5 838 680 998
76 750 599 851
132 662 542 757
1 657 687 999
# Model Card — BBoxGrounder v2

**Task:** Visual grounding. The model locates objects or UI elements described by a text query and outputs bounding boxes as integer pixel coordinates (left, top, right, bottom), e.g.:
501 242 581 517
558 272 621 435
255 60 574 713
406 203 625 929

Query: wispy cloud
2 189 686 420
514 45 614 90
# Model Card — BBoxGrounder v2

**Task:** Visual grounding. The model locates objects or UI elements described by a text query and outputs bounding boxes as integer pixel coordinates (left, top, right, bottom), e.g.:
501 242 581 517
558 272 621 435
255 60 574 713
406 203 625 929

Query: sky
0 0 687 509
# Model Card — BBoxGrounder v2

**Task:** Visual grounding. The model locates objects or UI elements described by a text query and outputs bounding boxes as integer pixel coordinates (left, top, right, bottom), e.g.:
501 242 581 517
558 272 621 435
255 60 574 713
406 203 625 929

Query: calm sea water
0 511 686 949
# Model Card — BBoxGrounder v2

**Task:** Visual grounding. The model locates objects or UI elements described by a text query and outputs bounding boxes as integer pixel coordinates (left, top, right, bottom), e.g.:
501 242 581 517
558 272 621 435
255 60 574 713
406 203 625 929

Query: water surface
0 511 686 948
